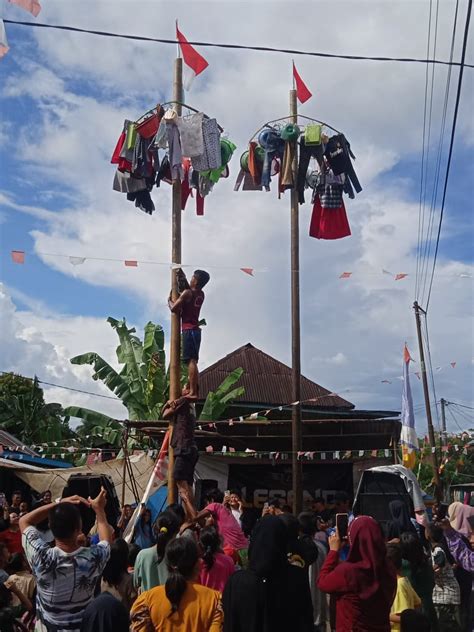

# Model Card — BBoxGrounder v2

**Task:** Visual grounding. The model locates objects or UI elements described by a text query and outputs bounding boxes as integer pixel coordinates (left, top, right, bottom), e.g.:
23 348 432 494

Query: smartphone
336 513 349 540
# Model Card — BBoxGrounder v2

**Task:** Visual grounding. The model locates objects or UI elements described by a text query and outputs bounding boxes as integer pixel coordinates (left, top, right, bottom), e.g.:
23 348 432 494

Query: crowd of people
0 486 472 631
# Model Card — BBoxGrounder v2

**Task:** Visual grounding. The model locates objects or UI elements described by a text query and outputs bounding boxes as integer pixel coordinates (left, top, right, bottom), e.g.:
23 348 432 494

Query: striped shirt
22 526 110 631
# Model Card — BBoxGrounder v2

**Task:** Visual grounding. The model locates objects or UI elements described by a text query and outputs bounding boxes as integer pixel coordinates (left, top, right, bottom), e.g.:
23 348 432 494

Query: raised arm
441 521 474 572
168 289 192 314
19 495 88 534
89 488 113 544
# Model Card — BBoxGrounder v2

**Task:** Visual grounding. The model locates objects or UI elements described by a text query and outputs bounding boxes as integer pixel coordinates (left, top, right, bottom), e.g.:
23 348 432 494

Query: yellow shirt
390 576 422 631
130 581 223 632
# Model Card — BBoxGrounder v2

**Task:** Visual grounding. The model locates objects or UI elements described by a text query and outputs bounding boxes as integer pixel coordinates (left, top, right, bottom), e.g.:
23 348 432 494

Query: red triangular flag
450 362 456 368
240 267 254 276
339 272 352 279
292 62 312 103
395 273 408 281
124 260 138 267
176 23 209 90
11 250 25 264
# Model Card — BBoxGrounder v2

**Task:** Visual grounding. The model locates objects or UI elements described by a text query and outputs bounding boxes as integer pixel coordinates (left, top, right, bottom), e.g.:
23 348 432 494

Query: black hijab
80 592 129 632
387 500 417 539
223 516 313 632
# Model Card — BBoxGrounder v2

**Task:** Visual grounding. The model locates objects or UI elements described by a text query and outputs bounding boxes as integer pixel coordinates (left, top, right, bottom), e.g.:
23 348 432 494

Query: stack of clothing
111 106 236 216
235 122 362 240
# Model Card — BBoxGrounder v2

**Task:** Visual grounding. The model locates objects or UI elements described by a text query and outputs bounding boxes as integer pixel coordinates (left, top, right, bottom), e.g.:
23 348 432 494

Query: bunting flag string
10 250 471 281
9 250 258 277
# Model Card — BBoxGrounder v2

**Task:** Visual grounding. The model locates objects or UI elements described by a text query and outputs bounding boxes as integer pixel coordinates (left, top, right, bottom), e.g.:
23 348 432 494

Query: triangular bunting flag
124 260 138 267
395 273 408 281
11 250 25 264
240 267 254 276
69 257 86 266
339 272 352 279
176 23 209 90
450 362 456 368
292 62 312 103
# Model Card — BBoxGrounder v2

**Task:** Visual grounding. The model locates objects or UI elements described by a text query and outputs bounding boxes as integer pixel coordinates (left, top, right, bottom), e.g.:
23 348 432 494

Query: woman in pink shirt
182 489 249 566
199 526 235 592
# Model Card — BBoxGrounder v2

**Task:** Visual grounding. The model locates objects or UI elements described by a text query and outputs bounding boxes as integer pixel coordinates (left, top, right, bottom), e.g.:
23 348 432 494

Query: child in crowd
198 526 235 593
386 543 421 631
425 523 461 630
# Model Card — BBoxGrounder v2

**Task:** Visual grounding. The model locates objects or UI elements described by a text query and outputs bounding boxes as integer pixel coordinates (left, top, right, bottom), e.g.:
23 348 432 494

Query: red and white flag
8 0 41 17
0 20 9 59
292 62 312 103
176 24 209 91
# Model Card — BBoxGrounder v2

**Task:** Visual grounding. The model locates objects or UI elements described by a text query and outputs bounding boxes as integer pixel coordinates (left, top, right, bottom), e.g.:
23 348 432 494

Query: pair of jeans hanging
297 137 324 204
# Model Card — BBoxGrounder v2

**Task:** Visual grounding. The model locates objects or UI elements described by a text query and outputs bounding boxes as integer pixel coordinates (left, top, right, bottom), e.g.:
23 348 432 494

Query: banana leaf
107 318 145 400
199 368 245 421
143 322 167 408
63 406 116 426
70 353 136 401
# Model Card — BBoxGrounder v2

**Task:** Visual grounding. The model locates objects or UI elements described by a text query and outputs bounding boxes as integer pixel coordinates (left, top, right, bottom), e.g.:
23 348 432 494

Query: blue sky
0 0 473 436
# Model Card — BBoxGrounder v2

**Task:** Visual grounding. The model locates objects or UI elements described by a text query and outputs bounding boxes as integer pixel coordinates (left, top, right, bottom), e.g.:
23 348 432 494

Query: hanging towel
177 112 204 157
191 118 221 171
166 123 184 181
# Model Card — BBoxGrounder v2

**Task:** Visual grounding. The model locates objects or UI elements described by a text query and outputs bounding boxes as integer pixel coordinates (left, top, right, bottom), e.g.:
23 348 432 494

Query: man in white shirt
20 488 113 632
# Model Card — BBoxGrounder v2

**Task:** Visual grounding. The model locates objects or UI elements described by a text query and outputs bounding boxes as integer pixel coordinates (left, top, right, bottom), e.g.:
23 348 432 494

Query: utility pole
440 398 447 447
289 88 303 515
167 57 183 505
413 301 442 501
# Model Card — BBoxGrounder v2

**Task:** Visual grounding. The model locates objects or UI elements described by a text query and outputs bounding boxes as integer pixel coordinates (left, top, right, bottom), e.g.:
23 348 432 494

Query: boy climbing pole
168 268 210 399
162 384 198 517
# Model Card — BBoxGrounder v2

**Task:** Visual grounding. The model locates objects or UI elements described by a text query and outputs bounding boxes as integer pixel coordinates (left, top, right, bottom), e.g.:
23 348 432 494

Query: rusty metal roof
199 343 354 409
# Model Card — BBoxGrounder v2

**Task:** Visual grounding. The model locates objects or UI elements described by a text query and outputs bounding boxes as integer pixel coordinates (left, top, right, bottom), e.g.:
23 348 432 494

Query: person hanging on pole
162 384 198 517
168 268 210 399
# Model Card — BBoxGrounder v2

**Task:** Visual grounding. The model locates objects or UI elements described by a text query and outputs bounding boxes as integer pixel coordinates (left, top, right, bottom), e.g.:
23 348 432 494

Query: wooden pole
413 301 442 501
440 398 447 447
290 88 303 515
121 425 128 507
167 57 183 505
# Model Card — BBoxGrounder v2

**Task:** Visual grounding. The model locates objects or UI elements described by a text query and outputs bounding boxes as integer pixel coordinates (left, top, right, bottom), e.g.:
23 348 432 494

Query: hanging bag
305 123 322 145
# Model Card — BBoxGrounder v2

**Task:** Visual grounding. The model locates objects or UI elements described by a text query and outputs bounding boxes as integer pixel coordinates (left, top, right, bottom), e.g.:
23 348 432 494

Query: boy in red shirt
0 513 22 555
168 269 210 399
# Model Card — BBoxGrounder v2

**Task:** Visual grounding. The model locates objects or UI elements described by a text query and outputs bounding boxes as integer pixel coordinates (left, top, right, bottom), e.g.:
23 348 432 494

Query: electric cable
3 19 474 68
425 0 473 309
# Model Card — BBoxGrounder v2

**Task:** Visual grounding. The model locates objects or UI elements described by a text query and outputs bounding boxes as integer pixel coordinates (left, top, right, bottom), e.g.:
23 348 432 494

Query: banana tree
64 317 245 449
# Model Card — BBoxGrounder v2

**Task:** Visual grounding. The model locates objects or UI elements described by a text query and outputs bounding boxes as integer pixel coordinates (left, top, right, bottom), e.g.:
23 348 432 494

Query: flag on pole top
8 0 41 17
176 23 209 91
0 20 9 58
292 62 312 103
400 344 418 469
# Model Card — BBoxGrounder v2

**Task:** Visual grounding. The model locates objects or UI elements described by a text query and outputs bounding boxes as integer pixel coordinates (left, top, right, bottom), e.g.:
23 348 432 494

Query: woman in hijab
448 502 474 537
222 515 313 632
386 500 418 540
317 515 397 631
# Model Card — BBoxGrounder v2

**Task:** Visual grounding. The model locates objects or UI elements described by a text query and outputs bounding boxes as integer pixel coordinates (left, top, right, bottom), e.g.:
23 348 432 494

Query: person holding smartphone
317 515 397 631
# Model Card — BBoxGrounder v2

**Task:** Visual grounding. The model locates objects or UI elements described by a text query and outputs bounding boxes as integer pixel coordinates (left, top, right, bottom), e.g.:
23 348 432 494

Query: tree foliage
0 373 71 445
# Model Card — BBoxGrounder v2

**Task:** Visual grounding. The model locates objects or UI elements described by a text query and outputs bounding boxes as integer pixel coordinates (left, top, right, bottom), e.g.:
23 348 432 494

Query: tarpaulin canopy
12 453 155 505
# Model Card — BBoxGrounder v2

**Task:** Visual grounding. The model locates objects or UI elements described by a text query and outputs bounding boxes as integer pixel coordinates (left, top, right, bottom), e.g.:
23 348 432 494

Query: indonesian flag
293 62 312 103
0 20 9 59
123 431 169 542
176 23 209 91
400 345 419 469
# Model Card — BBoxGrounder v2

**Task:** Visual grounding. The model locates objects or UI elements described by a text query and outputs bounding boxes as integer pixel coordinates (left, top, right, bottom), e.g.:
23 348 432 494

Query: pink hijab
449 502 474 536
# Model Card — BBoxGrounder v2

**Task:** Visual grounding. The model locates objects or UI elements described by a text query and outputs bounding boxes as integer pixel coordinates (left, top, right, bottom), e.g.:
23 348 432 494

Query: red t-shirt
181 289 204 331
0 529 23 555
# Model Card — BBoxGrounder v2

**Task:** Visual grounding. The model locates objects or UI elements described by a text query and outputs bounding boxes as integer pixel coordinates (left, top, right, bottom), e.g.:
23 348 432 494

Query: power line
4 19 474 68
447 401 474 410
0 371 120 401
425 0 473 309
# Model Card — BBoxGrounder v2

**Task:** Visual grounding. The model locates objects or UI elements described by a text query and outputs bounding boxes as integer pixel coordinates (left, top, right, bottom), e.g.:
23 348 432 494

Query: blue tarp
1 450 73 469
147 485 168 523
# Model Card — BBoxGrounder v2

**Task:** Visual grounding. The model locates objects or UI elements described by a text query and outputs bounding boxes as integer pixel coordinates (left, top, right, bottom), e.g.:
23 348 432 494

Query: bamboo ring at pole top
247 114 342 145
